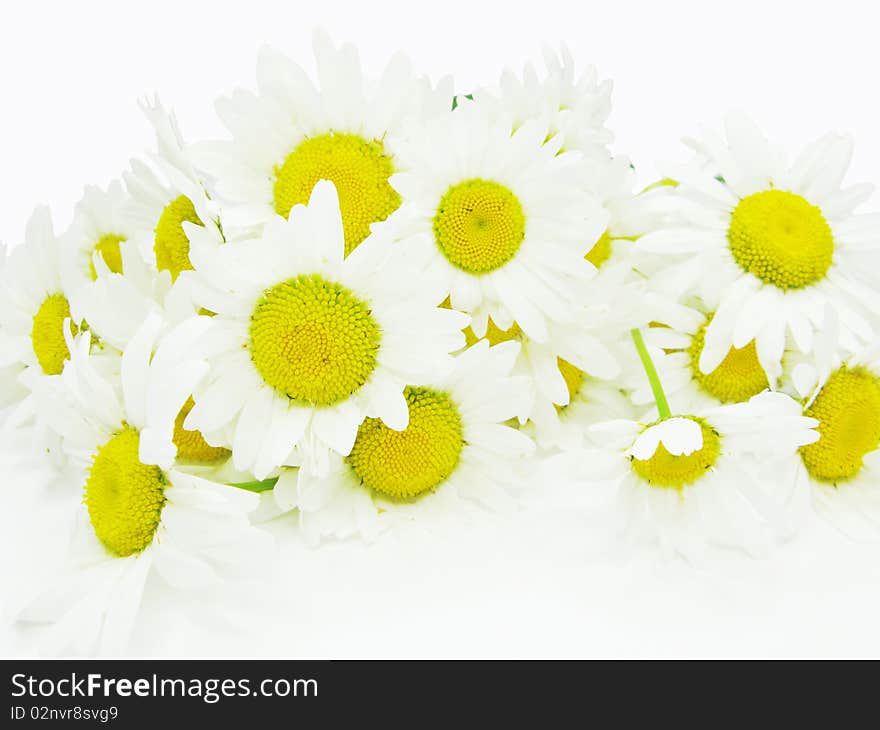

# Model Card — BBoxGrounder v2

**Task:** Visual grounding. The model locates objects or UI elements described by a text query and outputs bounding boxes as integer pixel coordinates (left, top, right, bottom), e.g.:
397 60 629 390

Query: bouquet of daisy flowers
3 31 879 655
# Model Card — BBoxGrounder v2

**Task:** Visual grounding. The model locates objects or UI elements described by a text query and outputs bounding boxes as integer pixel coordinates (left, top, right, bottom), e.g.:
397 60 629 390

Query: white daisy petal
630 417 704 459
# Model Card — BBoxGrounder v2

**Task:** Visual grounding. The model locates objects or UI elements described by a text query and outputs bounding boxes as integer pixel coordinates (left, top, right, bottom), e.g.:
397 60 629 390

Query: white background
2 0 880 657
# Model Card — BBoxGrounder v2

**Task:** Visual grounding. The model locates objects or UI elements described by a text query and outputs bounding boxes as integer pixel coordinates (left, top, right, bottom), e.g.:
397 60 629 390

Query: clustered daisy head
274 339 534 543
124 95 223 289
636 113 880 383
388 96 605 338
183 180 467 480
15 315 271 655
192 30 453 248
3 30 880 654
582 393 819 559
775 329 880 540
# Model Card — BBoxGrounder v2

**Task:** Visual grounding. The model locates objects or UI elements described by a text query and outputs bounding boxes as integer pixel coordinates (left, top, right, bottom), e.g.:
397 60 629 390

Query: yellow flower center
155 195 203 281
728 190 834 289
800 366 880 483
89 233 126 279
433 179 526 274
85 428 167 557
249 274 381 406
31 294 78 375
585 230 613 268
687 315 769 403
631 418 721 489
347 386 464 499
273 133 400 256
173 397 231 463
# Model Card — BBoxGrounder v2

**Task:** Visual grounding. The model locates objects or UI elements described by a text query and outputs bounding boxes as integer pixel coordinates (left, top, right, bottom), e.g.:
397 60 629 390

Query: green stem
229 477 279 493
630 328 672 420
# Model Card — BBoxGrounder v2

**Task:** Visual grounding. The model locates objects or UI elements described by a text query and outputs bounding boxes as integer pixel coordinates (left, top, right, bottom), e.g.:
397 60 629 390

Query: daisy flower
57 182 167 352
480 45 613 154
581 154 675 271
628 297 777 413
1 207 80 388
58 181 143 309
2 200 169 382
636 113 880 383
0 206 102 456
273 340 534 542
389 97 605 341
584 391 819 558
192 30 452 249
124 96 223 285
182 180 467 480
16 315 270 655
0 208 174 478
785 339 880 539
